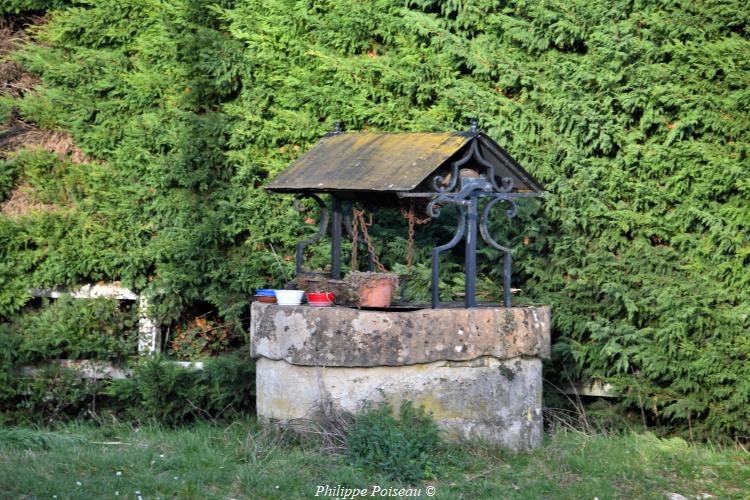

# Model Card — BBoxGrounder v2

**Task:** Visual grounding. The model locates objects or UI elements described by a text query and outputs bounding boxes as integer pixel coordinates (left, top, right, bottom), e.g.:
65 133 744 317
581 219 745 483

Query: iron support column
503 252 512 307
331 196 342 279
465 196 478 307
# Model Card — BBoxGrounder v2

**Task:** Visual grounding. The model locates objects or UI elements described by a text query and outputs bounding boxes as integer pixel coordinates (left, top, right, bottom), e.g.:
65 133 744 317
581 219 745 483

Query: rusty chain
351 211 359 271
351 208 387 272
400 201 431 269
351 202 431 272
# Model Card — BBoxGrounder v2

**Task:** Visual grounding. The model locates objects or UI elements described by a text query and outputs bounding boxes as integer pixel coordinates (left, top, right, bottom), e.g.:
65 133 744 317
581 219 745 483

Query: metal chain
406 213 415 268
351 211 359 271
400 201 432 270
351 208 387 272
351 203 431 272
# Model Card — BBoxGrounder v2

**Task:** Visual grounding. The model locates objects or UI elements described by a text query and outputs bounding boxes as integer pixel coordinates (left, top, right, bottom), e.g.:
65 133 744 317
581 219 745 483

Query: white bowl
274 290 304 305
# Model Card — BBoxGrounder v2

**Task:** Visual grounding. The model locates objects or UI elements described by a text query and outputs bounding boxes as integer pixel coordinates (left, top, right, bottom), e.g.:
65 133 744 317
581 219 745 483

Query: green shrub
1 0 71 15
0 99 13 126
0 323 23 422
346 400 441 482
105 351 255 426
10 296 137 363
0 158 18 202
2 149 86 206
0 351 255 425
14 365 100 423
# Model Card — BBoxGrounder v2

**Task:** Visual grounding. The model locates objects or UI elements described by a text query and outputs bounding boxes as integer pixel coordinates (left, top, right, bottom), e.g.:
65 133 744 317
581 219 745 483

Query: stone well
250 301 550 451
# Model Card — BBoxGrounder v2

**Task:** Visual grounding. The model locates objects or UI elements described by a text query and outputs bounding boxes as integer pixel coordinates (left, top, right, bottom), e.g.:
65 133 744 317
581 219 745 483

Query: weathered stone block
251 302 550 366
256 356 544 450
250 302 551 451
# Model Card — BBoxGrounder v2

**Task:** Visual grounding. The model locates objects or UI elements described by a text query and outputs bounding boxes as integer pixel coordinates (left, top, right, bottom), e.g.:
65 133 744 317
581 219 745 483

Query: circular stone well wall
250 302 550 451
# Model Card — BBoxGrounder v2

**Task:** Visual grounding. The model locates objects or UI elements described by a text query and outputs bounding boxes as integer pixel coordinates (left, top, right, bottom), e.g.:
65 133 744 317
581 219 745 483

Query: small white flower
159 454 165 458
135 491 140 495
114 492 119 496
173 477 178 480
116 471 122 476
150 460 155 465
275 486 280 489
75 481 82 486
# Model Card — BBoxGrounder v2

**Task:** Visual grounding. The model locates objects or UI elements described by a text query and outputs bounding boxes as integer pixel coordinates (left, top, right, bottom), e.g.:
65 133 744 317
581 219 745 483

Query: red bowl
306 292 334 306
255 295 277 303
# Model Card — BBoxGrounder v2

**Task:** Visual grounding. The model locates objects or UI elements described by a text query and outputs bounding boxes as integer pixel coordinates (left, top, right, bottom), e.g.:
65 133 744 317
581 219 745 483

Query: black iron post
464 195 479 307
331 196 342 279
503 251 512 308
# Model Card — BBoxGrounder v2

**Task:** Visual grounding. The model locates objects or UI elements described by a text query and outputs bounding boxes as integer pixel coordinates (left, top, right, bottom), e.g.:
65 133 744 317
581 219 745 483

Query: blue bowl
255 289 276 296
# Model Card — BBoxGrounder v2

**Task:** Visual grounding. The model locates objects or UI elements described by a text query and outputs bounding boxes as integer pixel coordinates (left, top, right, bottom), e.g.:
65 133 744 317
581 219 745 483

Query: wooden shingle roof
265 131 543 195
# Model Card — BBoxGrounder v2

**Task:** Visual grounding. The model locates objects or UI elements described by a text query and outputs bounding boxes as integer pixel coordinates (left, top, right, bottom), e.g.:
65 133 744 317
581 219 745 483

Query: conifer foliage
1 1 748 440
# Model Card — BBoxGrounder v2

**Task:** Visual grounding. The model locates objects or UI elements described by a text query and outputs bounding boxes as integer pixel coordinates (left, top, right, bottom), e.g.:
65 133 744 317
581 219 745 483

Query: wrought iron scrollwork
479 199 515 252
431 208 466 308
479 197 517 307
427 186 472 218
500 176 513 192
468 139 515 193
483 196 518 221
293 194 329 275
432 141 474 193
423 137 522 308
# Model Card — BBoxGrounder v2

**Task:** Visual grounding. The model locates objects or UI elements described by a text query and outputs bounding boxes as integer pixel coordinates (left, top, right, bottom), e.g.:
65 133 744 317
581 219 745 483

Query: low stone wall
250 302 550 451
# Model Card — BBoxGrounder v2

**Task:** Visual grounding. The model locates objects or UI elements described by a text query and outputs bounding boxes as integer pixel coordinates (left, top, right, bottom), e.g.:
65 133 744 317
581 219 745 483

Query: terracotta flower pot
358 276 397 308
306 292 335 307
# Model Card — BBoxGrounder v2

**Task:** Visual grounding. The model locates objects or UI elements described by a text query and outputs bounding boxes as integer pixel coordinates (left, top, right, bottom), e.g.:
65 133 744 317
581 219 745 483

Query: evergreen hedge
1 1 748 440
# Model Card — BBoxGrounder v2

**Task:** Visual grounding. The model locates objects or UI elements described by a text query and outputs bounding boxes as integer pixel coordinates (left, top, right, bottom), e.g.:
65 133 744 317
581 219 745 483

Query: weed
346 400 441 482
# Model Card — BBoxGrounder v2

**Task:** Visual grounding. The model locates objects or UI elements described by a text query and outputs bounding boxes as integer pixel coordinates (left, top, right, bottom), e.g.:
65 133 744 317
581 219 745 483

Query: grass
0 421 748 499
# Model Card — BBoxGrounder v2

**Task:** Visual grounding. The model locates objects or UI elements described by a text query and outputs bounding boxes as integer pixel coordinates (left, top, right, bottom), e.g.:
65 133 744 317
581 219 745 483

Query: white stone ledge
18 359 207 379
547 379 617 398
28 284 138 300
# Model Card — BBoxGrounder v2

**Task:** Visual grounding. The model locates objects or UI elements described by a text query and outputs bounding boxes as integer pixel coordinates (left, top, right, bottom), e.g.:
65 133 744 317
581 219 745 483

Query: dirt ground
1 14 91 216
1 14 90 163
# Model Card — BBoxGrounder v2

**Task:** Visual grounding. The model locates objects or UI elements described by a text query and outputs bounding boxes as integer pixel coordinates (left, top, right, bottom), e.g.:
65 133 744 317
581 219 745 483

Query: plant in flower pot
345 271 400 308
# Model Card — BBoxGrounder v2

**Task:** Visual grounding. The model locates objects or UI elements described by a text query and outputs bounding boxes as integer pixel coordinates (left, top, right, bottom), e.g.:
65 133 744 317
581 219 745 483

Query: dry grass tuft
0 16 41 98
543 378 606 437
1 128 93 163
0 182 59 216
279 398 355 453
0 59 39 98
